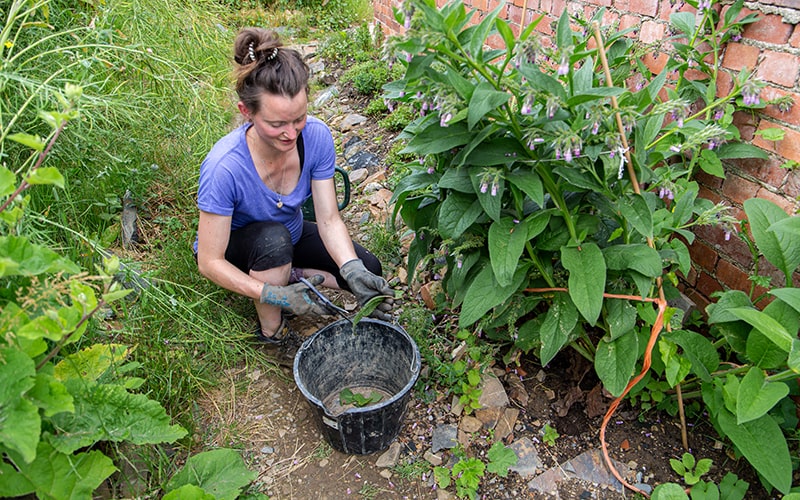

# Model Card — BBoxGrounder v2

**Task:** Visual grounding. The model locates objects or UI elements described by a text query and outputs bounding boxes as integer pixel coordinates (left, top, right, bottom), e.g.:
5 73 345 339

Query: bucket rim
292 318 421 418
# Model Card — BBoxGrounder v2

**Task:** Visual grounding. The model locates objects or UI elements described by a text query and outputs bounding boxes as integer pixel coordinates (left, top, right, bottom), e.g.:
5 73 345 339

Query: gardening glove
339 259 394 321
260 274 330 317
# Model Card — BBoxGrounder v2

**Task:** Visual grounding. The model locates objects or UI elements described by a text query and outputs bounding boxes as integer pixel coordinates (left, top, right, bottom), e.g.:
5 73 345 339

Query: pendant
276 201 283 208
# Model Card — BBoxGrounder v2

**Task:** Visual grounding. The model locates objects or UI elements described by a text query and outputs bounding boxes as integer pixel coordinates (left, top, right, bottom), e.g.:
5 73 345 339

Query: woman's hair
233 28 310 113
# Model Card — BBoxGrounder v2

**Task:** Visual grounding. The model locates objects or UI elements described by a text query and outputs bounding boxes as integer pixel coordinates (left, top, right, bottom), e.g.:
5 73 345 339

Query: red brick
742 13 793 45
755 188 798 215
753 121 800 164
639 20 665 44
716 69 734 97
756 50 799 87
659 0 692 21
728 156 787 189
790 27 800 49
690 240 719 272
698 184 723 204
643 52 669 75
587 0 612 6
784 169 800 199
630 0 658 16
732 110 758 141
619 14 640 37
722 174 760 205
684 287 711 316
696 271 723 299
761 87 800 126
695 225 754 269
683 266 698 287
721 43 760 72
716 259 751 292
695 170 724 190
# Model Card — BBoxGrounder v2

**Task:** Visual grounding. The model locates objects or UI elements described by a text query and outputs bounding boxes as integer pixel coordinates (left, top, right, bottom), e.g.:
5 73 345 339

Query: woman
195 27 392 344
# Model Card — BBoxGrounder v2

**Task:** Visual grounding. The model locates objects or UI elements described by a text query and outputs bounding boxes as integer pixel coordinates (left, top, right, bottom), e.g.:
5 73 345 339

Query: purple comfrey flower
405 52 413 62
528 137 544 149
592 122 600 135
546 96 559 118
557 56 569 76
457 258 463 269
731 33 742 41
741 80 763 106
440 112 453 127
555 147 561 160
713 107 724 120
697 0 711 13
427 167 435 174
573 147 581 158
564 148 573 162
480 181 489 193
658 187 674 200
670 144 682 153
521 97 534 115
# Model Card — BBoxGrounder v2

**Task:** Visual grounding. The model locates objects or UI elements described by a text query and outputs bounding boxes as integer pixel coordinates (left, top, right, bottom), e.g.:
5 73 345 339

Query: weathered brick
784 169 800 199
790 26 800 49
630 0 658 17
683 287 711 316
683 266 698 287
716 69 734 97
722 174 760 205
753 121 800 164
659 0 692 21
756 50 799 88
742 13 793 45
587 0 613 6
643 52 669 75
698 184 723 204
727 156 787 189
696 271 723 299
721 43 760 72
732 110 758 141
695 170 724 190
761 87 800 126
689 240 719 272
715 259 751 292
639 20 665 44
619 14 640 37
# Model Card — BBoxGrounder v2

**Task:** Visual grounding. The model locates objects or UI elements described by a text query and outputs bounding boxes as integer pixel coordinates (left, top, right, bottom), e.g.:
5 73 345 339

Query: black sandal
254 318 291 345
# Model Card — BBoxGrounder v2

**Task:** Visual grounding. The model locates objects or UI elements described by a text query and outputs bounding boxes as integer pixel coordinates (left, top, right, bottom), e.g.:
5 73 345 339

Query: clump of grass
341 59 402 96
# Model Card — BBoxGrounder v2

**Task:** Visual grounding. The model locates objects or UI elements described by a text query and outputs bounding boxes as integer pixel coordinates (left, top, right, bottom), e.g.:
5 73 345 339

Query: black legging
224 221 382 290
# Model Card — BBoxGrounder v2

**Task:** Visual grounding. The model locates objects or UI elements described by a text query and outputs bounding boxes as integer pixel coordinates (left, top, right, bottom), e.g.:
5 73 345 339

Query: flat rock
460 415 482 433
527 448 628 494
494 407 520 442
509 437 542 477
340 113 367 131
424 449 443 466
477 373 509 409
312 86 339 108
347 150 380 171
431 424 458 453
474 407 503 430
375 441 402 467
349 168 369 184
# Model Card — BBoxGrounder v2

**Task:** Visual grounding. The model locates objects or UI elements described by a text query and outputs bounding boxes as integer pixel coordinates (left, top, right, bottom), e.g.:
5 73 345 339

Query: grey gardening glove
339 259 394 321
260 274 329 317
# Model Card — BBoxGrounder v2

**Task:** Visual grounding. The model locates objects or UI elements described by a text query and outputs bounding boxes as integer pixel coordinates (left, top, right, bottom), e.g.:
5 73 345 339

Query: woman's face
240 91 308 154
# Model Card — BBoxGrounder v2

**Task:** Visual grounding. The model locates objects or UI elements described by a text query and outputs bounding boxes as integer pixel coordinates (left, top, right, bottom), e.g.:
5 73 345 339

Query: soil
193 52 774 500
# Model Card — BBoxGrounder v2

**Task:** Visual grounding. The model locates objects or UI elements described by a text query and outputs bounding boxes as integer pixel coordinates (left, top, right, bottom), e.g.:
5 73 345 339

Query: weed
391 457 430 480
670 453 712 486
542 424 559 446
312 440 333 460
341 59 402 96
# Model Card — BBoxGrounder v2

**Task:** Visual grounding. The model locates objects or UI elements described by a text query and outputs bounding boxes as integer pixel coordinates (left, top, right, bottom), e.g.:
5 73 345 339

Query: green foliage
669 453 712 486
541 423 559 446
651 472 749 500
485 441 517 477
433 443 516 499
339 387 383 407
163 448 258 499
341 59 402 96
318 23 378 64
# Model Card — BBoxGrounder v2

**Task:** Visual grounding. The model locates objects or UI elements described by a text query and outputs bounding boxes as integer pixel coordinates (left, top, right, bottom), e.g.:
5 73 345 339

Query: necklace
248 130 286 208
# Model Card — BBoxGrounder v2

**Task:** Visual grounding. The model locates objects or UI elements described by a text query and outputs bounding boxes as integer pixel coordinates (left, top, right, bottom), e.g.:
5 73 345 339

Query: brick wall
374 0 800 311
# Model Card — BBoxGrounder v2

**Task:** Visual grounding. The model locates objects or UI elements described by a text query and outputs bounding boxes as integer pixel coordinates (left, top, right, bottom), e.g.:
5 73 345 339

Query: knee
359 250 383 277
249 222 293 271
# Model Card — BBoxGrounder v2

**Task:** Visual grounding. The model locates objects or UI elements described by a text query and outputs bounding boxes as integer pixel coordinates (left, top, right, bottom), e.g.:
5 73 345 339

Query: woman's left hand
340 259 394 321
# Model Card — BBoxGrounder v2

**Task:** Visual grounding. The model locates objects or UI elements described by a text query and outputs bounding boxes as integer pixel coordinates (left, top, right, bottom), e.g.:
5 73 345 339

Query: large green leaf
715 142 769 160
717 410 792 494
438 166 475 193
54 344 131 383
0 236 80 277
400 121 472 155
165 449 256 500
659 339 692 387
470 167 502 221
561 243 606 325
617 193 653 239
467 82 510 130
539 294 579 366
0 347 40 464
438 193 482 239
47 382 187 454
663 329 720 382
744 198 800 283
459 262 527 327
602 244 662 277
707 290 752 324
489 217 530 287
0 442 115 499
594 331 639 397
605 299 636 341
507 169 544 207
729 307 793 352
736 367 789 424
670 12 696 37
0 164 16 198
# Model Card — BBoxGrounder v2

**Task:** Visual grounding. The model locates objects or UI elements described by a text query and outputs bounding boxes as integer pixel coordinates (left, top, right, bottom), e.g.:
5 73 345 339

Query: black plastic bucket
293 318 421 455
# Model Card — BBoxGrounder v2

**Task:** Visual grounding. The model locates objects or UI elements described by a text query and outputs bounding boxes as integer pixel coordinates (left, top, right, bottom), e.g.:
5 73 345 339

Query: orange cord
525 288 666 498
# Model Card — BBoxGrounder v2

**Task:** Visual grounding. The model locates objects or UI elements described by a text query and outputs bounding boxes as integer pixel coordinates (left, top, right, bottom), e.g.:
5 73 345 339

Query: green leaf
617 193 653 239
603 244 662 277
0 164 16 198
729 307 793 352
439 192 482 239
736 367 789 424
539 293 579 366
54 344 131 383
565 87 625 107
467 82 510 130
767 215 800 239
507 169 544 207
0 347 40 463
561 243 606 325
47 382 187 454
487 442 517 477
0 235 81 277
460 263 527 327
707 290 752 324
715 142 769 160
438 166 475 193
697 149 725 178
659 339 691 387
163 484 216 499
26 167 65 188
594 331 638 397
651 482 689 499
0 442 115 499
7 132 45 151
489 217 529 287
605 299 636 340
471 167 502 221
400 121 472 155
556 8 572 49
27 371 74 418
717 409 792 494
663 330 720 382
718 472 749 500
670 12 696 37
754 127 785 142
744 198 800 283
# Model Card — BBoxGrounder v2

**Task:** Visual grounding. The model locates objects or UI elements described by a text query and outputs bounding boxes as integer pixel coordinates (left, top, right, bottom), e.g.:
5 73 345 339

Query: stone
475 407 503 430
460 415 483 433
420 281 441 310
379 469 393 479
366 188 392 209
362 171 387 186
477 373 509 409
494 408 520 442
508 437 543 477
375 441 402 467
260 446 275 454
347 150 380 171
505 374 529 407
349 168 369 184
362 182 383 194
424 449 443 466
340 113 368 131
431 424 458 453
312 86 339 108
561 449 628 492
343 135 366 158
450 395 464 416
437 489 456 500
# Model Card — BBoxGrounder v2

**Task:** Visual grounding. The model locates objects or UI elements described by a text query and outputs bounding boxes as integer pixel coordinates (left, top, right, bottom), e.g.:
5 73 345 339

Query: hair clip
248 42 256 62
265 47 278 61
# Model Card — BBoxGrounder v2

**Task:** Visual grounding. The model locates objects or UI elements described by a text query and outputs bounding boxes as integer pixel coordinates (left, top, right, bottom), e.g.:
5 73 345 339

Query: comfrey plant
383 0 794 493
